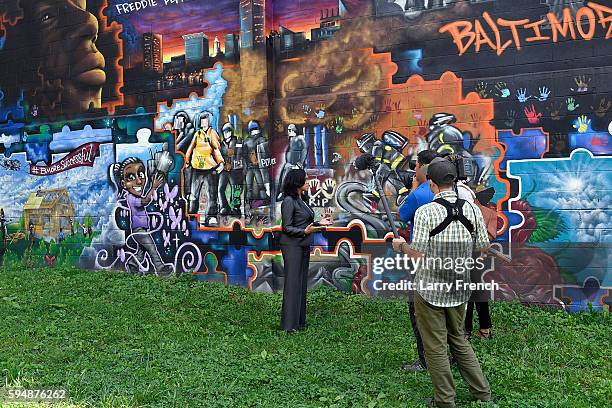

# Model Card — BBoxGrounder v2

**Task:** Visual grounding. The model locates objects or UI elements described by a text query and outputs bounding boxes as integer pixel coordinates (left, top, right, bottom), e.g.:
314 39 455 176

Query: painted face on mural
173 115 186 131
22 0 105 112
121 162 147 197
200 116 210 130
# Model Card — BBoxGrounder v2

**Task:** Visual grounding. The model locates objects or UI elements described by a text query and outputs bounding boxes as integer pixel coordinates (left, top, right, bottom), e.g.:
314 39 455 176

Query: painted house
23 189 74 240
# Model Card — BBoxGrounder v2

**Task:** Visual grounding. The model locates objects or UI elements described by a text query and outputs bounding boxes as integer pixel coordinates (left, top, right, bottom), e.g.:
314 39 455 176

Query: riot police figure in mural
185 111 225 226
277 124 308 201
356 130 414 206
218 122 243 217
243 120 271 209
424 113 489 184
174 111 195 152
173 111 196 199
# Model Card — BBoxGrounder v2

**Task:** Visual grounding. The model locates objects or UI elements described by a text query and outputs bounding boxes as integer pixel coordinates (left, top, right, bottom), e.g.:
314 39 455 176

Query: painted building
23 189 75 239
143 32 163 74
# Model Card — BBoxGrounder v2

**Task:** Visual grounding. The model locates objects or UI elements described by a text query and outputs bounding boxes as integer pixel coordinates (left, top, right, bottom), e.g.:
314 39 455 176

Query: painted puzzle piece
154 63 228 132
554 277 612 313
568 119 611 155
507 149 612 245
496 128 548 171
193 251 227 283
49 125 112 152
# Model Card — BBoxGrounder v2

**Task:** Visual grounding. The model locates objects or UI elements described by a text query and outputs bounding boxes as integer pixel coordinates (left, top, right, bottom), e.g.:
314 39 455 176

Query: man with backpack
392 157 493 408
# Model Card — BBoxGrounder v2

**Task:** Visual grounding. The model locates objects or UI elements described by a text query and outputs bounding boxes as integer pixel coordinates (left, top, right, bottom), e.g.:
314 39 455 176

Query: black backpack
429 198 474 237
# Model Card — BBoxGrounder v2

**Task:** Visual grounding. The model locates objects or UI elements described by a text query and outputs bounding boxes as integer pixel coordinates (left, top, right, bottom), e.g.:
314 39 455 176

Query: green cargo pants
414 292 491 408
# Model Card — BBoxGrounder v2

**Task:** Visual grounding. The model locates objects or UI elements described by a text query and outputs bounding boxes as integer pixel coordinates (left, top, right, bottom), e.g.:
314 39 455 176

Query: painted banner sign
30 143 101 176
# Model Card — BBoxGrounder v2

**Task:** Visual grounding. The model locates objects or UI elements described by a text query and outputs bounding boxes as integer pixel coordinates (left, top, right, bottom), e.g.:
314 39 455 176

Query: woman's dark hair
283 169 307 198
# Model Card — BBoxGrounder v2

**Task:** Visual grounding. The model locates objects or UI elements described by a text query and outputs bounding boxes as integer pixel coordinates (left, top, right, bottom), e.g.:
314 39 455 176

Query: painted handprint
495 82 510 98
504 110 516 128
537 86 551 102
573 115 591 133
566 97 579 112
475 81 489 98
334 116 344 134
321 178 337 199
243 99 254 116
309 178 321 192
591 97 611 118
524 104 542 125
571 75 591 93
550 133 567 154
315 104 326 119
516 88 531 103
416 119 428 137
548 102 563 121
320 207 334 226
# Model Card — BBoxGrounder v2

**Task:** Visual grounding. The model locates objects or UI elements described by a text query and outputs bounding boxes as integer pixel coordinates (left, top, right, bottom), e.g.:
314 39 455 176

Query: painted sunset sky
106 0 365 63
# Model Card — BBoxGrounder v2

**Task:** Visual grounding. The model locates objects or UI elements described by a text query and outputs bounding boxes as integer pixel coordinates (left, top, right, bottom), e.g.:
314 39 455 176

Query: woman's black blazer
280 195 315 247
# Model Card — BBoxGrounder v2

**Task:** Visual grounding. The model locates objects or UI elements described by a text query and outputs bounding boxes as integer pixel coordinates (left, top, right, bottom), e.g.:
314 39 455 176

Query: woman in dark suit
280 169 331 332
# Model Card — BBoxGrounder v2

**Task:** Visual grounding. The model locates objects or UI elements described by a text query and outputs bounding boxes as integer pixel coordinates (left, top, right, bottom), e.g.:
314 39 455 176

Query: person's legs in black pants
404 300 427 371
465 301 475 336
298 246 310 328
468 265 493 339
475 302 492 329
280 244 305 331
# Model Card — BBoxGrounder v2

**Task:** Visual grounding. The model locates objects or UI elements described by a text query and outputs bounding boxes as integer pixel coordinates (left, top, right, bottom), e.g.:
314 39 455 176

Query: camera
439 152 472 181
408 158 417 171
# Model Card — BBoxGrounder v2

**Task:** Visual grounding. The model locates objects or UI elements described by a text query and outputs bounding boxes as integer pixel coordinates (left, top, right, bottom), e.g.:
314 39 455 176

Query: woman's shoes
282 323 307 333
476 328 493 340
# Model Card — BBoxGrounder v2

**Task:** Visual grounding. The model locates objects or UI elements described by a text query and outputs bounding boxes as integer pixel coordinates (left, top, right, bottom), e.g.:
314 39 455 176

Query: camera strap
429 198 474 237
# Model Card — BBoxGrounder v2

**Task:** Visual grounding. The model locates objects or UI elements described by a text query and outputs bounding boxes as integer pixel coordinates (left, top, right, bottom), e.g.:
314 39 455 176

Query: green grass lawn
0 266 610 408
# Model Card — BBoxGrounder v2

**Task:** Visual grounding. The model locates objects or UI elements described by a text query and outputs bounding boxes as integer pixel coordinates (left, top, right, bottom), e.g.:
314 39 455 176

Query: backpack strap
429 198 474 237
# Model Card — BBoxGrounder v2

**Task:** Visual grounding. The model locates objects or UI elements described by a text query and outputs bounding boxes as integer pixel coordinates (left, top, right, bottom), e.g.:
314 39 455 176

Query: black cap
427 157 457 185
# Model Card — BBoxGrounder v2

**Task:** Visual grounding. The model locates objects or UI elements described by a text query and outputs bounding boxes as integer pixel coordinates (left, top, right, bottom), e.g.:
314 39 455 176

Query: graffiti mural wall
0 0 610 312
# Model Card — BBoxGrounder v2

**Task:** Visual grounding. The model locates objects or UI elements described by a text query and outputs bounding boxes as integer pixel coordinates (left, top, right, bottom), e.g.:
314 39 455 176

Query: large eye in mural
37 8 56 25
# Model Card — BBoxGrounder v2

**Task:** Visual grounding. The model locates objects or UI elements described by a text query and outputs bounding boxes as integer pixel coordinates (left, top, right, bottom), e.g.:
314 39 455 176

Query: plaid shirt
410 190 489 307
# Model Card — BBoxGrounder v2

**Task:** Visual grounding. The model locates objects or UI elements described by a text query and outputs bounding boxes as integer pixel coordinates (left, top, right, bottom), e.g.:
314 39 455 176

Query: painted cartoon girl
111 157 173 276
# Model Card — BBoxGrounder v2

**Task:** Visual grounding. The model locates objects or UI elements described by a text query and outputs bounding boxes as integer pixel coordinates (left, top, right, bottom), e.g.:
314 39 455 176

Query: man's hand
215 162 224 174
392 237 407 253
